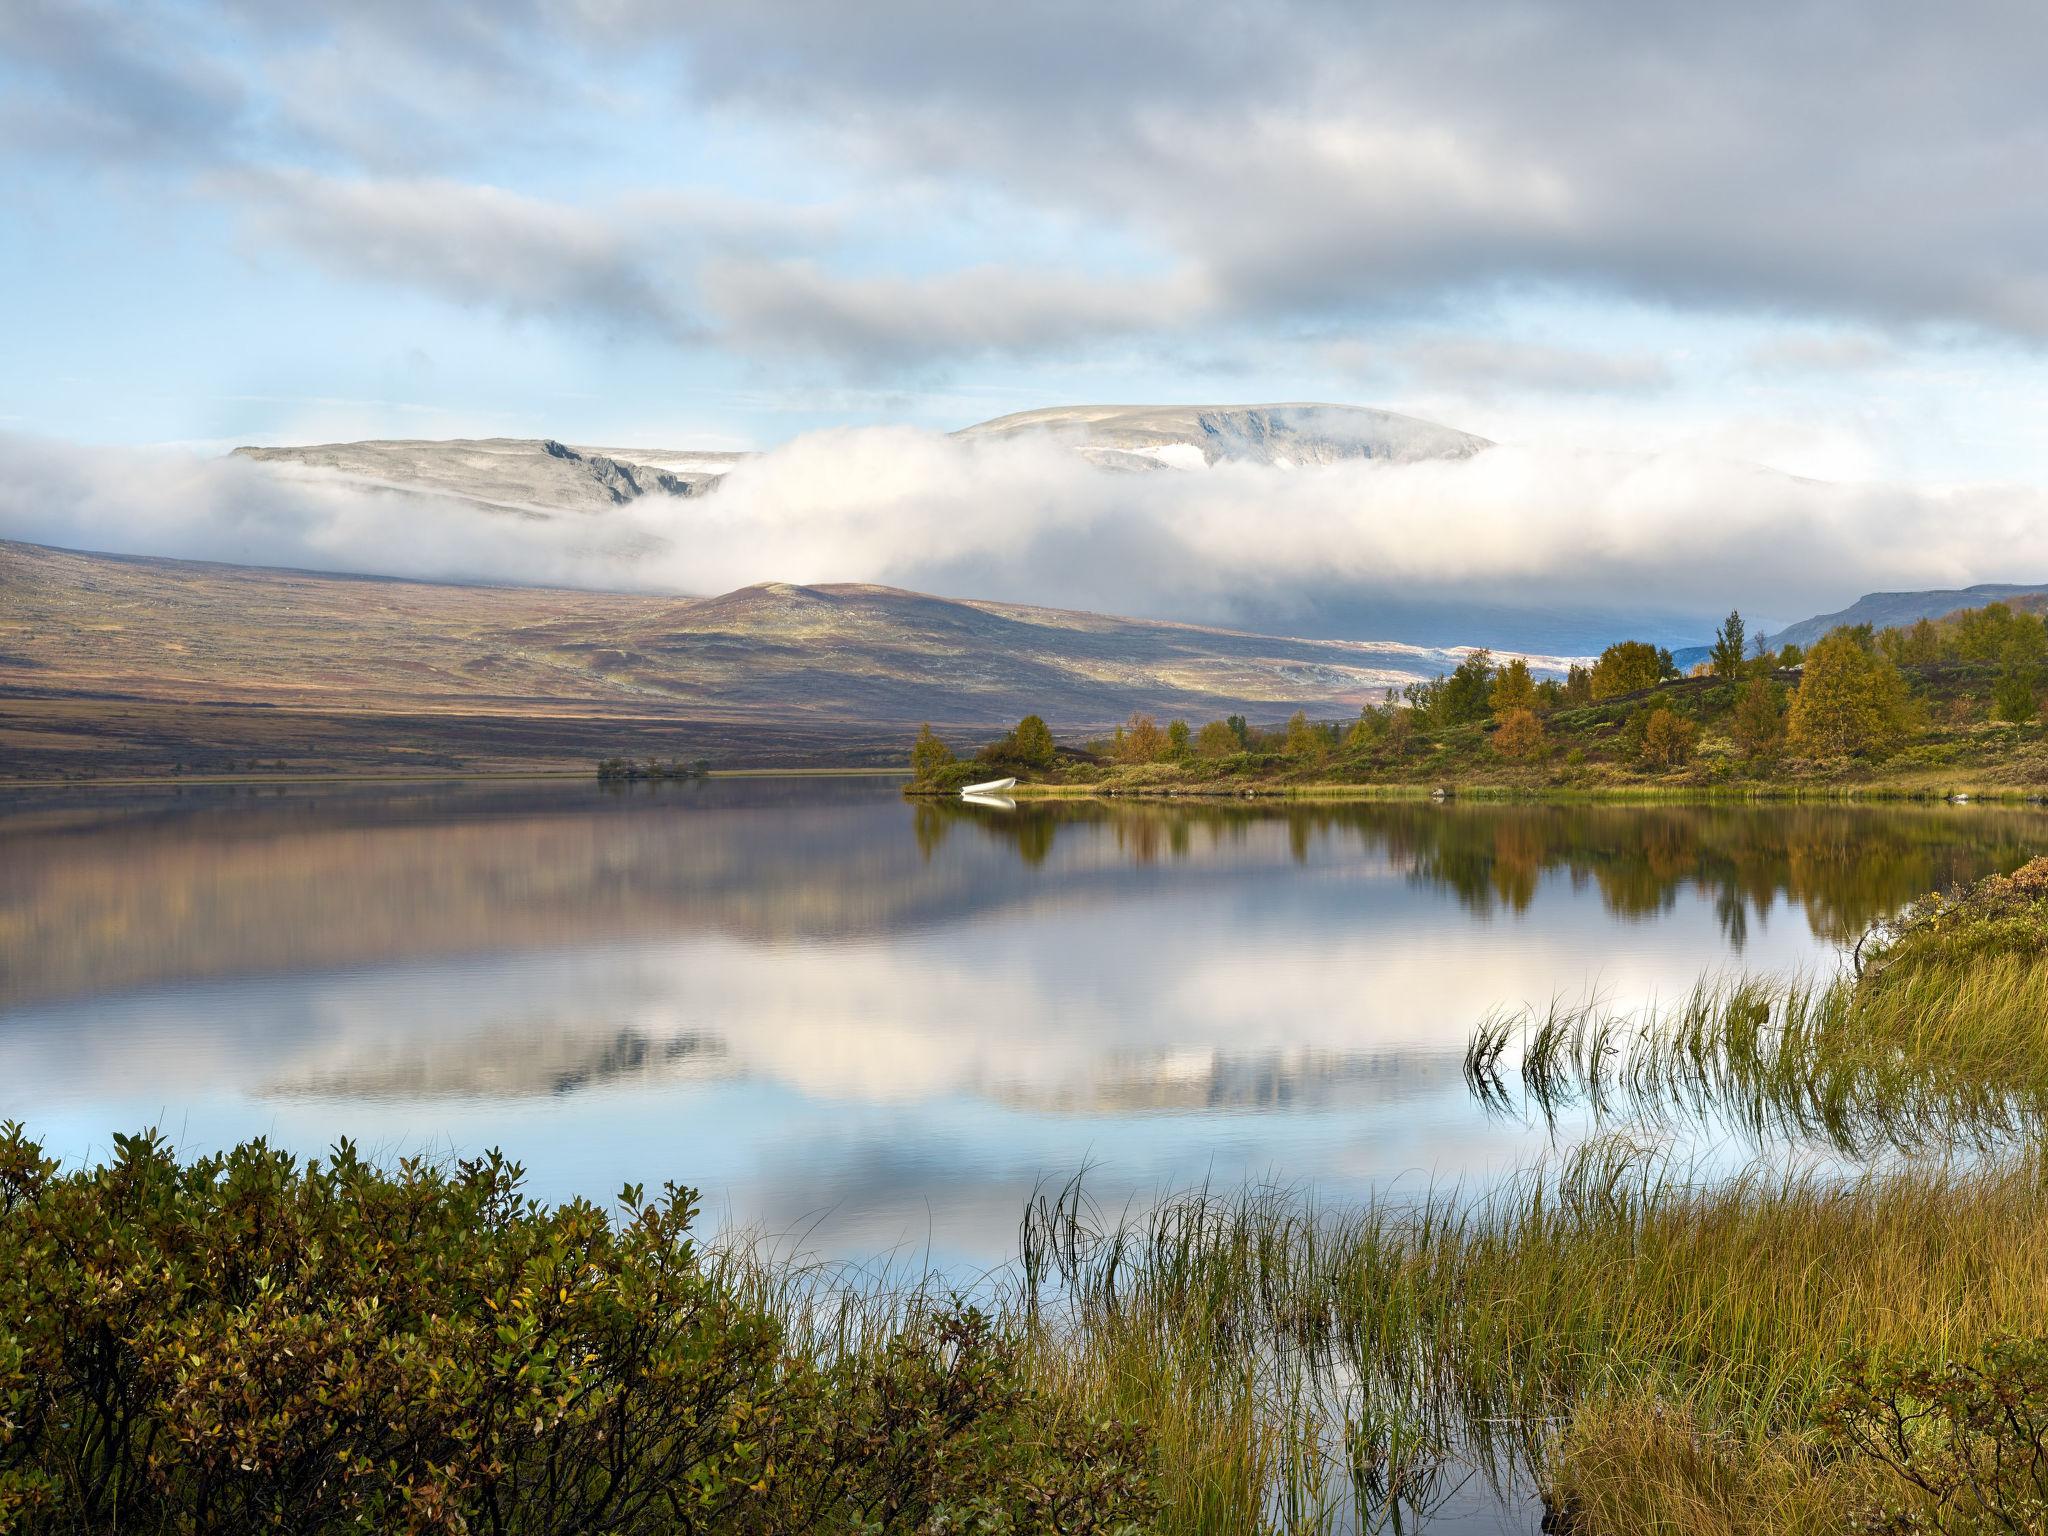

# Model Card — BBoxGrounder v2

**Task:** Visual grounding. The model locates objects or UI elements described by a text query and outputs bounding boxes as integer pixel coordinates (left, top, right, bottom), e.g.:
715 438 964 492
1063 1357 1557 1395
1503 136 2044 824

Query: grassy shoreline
987 778 2045 803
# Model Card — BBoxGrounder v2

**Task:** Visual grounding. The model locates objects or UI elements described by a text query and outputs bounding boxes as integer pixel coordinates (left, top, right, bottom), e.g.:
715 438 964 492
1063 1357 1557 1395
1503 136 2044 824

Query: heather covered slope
0 539 1520 776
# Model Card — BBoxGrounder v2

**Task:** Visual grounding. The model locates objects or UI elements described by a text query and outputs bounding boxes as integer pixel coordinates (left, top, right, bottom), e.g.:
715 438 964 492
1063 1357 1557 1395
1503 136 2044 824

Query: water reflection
2 779 2041 1265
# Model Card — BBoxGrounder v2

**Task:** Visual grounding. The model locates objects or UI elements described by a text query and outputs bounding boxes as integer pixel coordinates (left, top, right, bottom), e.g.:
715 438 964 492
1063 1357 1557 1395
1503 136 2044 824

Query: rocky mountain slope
231 437 739 516
953 402 1492 469
226 403 1491 515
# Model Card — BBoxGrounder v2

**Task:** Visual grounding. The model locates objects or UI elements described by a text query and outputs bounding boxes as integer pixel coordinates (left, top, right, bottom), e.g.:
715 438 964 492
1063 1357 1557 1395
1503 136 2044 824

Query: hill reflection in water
3 779 2042 1266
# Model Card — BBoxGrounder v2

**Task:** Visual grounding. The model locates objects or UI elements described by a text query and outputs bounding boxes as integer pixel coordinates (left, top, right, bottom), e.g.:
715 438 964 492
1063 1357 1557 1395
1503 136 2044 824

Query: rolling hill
0 539 1561 778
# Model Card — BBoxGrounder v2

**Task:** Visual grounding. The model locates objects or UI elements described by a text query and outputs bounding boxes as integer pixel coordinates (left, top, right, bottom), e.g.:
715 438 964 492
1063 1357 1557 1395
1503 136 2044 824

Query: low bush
0 1127 1156 1535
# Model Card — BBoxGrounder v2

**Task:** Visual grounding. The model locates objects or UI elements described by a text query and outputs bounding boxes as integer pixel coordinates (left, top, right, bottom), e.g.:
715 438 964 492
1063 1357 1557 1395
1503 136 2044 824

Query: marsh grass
1006 1143 2048 1533
1469 862 2048 1157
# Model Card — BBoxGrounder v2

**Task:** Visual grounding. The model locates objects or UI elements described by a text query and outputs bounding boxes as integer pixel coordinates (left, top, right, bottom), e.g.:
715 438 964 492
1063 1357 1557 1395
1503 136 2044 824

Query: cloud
223 171 711 344
1394 338 1673 396
646 0 2048 344
8 429 2048 646
13 0 2048 370
697 259 1213 368
1744 332 1901 376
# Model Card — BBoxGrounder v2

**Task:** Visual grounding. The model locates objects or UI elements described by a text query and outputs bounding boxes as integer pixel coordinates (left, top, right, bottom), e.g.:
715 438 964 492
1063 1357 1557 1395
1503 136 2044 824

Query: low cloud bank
4 428 2044 648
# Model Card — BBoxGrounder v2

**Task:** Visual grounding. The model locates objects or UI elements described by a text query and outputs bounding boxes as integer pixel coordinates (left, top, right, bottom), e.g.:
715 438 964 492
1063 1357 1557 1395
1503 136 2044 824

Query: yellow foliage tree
1493 706 1546 759
1489 658 1538 718
1786 630 1910 757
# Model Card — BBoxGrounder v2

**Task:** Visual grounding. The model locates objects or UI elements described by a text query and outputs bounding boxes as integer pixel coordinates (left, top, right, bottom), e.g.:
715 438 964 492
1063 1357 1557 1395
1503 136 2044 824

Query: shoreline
0 766 912 791
915 778 2048 805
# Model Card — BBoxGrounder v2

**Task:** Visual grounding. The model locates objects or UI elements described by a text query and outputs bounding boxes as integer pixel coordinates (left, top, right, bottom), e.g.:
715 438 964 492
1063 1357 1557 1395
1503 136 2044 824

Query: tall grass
1008 1142 2048 1532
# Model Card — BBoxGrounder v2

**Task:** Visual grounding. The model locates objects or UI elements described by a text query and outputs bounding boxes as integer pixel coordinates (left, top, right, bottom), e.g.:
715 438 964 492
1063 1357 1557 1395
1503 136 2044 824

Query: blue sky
6 0 2048 480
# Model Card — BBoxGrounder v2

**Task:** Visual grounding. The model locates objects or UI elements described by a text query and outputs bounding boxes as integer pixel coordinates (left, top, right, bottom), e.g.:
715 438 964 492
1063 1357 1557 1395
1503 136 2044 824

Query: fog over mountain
9 403 2048 656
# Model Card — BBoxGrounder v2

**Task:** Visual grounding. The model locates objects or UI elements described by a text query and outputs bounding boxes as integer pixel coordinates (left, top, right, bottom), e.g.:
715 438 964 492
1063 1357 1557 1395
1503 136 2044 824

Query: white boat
961 776 1017 797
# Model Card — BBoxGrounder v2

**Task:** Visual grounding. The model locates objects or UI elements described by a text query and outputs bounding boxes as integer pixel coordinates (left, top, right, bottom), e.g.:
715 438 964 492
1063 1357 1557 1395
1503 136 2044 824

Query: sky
5 0 2048 641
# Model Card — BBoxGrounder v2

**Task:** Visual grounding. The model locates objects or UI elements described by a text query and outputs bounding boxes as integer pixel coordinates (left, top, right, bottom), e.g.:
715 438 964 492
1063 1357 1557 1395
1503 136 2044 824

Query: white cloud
6 429 2046 641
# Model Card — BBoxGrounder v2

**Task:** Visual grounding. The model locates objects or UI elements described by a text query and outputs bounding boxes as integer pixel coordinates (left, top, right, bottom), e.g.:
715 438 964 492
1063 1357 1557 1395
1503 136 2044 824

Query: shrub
1828 1338 2048 1533
1637 707 1700 769
1493 706 1546 759
0 1127 1156 1535
910 723 955 783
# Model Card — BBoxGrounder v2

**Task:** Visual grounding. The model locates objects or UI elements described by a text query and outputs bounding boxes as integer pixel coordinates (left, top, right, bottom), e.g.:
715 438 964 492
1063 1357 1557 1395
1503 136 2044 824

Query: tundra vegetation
8 861 2048 1532
907 600 2048 797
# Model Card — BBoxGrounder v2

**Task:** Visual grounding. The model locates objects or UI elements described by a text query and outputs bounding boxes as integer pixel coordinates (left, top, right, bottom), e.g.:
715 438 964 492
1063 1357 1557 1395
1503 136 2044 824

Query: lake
6 776 2041 1279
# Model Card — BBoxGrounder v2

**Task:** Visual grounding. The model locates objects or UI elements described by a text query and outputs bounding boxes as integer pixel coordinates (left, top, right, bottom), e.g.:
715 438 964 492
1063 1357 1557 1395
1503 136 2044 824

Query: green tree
1589 640 1667 699
910 723 954 783
1786 629 1910 757
1011 714 1056 768
1166 718 1191 757
1225 714 1249 747
1995 659 2040 724
1489 657 1537 717
1194 719 1239 757
1730 675 1786 760
1283 709 1327 763
1879 617 1943 667
1437 649 1496 724
1563 663 1594 707
1710 610 1747 679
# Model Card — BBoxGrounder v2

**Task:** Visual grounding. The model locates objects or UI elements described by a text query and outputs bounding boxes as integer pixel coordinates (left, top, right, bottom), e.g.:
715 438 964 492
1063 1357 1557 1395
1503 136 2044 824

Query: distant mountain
228 403 1492 516
1764 584 2048 651
0 539 1581 777
231 437 740 516
952 402 1492 470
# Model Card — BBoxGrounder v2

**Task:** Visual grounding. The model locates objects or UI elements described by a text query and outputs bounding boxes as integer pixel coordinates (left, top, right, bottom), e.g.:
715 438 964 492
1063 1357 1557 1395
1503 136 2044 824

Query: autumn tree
1785 629 1910 757
1710 610 1747 679
1116 713 1166 762
1493 706 1546 759
1589 640 1667 699
1730 676 1786 759
1638 707 1701 769
1384 708 1417 756
1563 664 1594 707
1166 719 1191 757
1194 719 1239 757
910 723 954 782
1489 657 1537 717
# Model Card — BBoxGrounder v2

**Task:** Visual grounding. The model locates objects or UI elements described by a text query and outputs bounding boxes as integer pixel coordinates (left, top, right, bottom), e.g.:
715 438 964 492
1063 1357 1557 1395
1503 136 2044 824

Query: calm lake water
5 778 2044 1277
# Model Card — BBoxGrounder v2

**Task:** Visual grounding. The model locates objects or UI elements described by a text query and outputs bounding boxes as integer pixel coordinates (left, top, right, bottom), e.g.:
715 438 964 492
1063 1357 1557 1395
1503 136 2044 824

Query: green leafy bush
1829 1338 2048 1533
0 1126 1155 1534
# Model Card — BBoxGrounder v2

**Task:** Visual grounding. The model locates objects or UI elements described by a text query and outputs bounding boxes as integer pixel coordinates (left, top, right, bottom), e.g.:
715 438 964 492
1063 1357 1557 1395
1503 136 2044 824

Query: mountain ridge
0 537 1584 778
